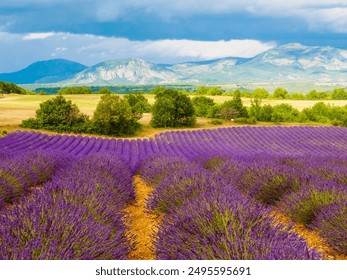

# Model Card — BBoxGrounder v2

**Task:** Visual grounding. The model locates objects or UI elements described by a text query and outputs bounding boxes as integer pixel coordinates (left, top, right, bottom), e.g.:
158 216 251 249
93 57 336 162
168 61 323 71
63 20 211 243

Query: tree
273 87 289 99
306 90 328 100
191 96 215 117
219 89 248 118
195 86 209 95
151 89 196 127
92 93 141 136
252 88 269 99
57 87 92 95
97 87 113 95
207 87 223 96
271 104 300 122
249 96 262 120
124 92 151 114
219 108 238 120
258 104 274 122
21 95 89 132
306 102 330 121
291 92 305 100
332 88 347 100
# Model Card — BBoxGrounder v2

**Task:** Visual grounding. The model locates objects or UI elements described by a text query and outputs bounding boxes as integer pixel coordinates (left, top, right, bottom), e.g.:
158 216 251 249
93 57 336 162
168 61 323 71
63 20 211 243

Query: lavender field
0 126 347 259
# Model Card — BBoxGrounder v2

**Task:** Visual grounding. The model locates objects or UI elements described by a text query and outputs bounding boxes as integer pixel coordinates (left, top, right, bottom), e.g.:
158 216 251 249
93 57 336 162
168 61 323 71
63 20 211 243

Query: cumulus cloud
0 32 275 72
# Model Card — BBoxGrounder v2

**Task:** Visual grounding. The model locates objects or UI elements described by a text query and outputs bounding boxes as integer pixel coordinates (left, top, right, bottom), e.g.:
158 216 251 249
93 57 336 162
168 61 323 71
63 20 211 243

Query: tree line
21 86 347 136
4 79 346 101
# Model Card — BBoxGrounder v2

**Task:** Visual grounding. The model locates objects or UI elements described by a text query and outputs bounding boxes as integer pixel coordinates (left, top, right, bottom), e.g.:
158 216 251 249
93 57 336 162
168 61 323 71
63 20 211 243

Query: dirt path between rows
125 175 162 260
124 177 346 260
271 210 347 260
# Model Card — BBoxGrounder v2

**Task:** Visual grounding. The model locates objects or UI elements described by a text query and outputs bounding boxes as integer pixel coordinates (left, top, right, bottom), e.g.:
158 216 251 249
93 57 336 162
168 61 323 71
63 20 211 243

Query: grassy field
0 93 344 138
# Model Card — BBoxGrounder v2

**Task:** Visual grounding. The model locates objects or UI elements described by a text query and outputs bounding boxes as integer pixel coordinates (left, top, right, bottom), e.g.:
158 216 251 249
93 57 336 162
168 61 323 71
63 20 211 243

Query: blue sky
0 0 346 72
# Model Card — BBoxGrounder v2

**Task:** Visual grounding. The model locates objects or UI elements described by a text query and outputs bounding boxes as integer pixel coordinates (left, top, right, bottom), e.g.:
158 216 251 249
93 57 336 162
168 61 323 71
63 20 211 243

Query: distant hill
0 59 87 84
0 43 346 86
69 58 177 85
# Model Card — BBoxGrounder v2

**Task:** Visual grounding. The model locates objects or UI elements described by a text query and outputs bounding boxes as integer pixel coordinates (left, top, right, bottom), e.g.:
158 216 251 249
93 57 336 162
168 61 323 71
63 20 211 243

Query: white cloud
0 31 276 72
304 7 347 33
23 32 54 40
134 39 275 60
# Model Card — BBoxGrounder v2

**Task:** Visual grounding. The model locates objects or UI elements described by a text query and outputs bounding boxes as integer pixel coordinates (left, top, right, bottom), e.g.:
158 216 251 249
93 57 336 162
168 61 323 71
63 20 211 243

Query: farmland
0 126 347 259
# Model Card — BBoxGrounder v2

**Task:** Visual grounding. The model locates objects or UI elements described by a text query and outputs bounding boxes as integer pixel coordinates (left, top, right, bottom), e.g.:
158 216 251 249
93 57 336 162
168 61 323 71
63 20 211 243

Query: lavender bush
155 189 321 260
311 202 347 254
0 153 134 260
147 166 227 214
278 183 347 226
0 150 70 208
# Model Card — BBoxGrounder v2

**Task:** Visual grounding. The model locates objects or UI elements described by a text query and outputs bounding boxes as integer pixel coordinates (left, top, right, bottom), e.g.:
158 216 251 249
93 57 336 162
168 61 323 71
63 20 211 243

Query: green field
1 94 345 137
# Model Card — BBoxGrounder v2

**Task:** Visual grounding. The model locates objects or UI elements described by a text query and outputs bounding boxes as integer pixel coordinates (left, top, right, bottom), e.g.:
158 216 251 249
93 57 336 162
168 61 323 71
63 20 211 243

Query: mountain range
0 43 346 86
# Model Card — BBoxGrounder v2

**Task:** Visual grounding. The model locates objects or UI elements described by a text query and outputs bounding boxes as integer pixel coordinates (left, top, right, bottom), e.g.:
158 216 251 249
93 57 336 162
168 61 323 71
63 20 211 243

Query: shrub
234 117 257 124
209 119 223 125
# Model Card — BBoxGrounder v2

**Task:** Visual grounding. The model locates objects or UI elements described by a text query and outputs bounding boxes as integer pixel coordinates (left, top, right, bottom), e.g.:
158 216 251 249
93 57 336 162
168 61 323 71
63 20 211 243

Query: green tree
97 87 113 95
258 104 274 122
306 90 328 100
58 87 92 95
273 87 289 99
92 93 141 136
124 92 151 114
219 89 248 118
252 88 269 99
271 104 300 122
291 92 305 100
249 96 262 120
151 89 196 127
332 88 347 100
191 96 215 117
207 87 223 96
302 102 331 122
21 95 89 132
195 86 209 95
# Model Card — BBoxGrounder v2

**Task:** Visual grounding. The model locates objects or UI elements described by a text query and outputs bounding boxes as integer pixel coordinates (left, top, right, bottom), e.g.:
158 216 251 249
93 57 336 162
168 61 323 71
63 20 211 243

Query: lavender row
200 154 347 256
137 155 321 260
0 153 135 260
0 150 70 210
1 126 347 165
